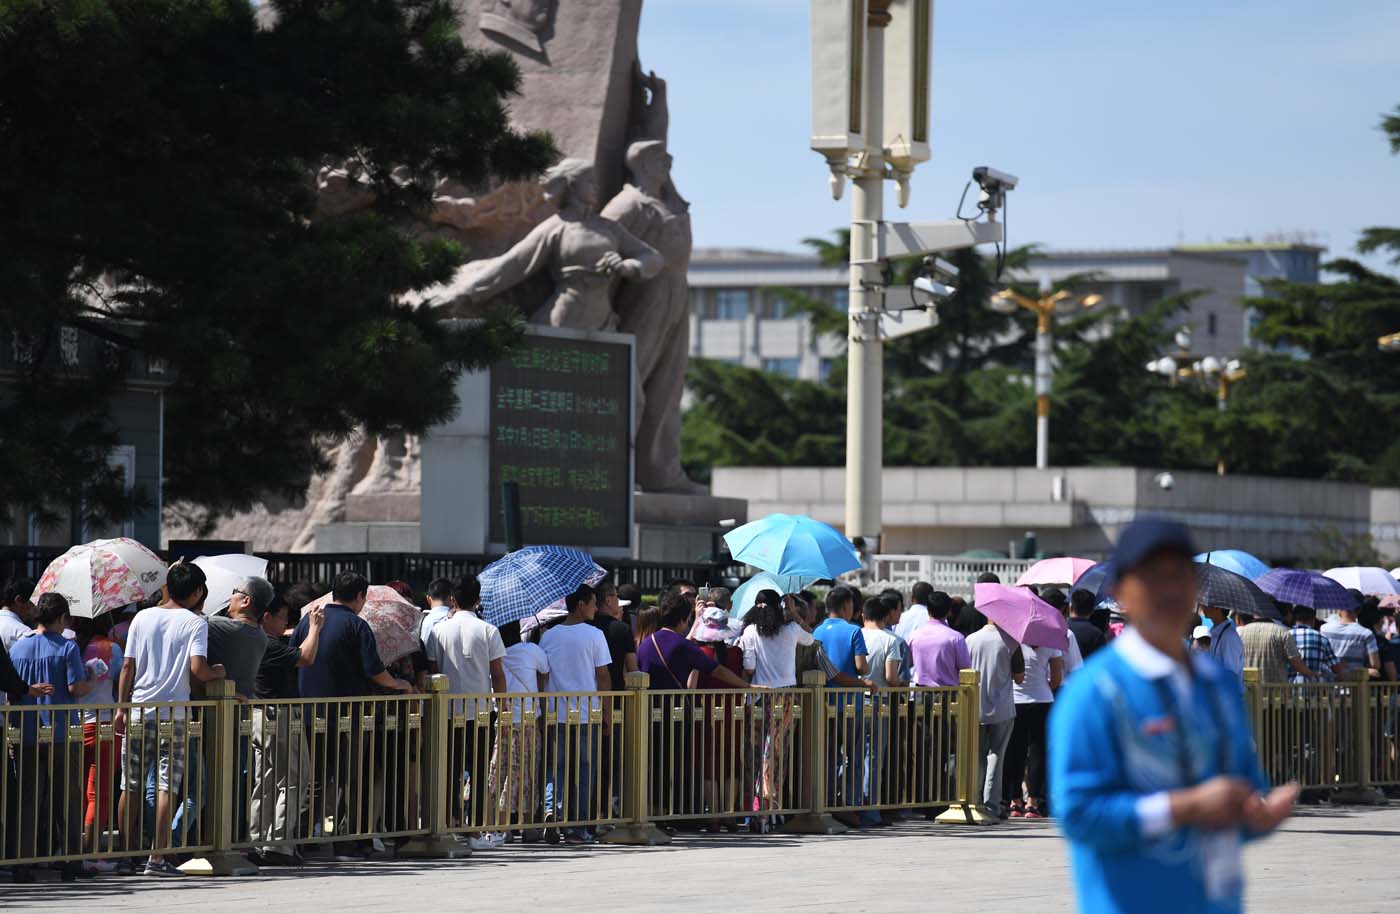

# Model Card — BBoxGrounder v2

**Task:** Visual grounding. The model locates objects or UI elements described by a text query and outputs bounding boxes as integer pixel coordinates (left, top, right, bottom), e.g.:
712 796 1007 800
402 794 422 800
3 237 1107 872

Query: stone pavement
6 806 1398 913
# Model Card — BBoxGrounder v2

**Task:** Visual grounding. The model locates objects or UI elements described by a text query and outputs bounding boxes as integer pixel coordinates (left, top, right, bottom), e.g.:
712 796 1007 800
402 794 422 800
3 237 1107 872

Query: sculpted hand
596 252 624 274
615 260 642 280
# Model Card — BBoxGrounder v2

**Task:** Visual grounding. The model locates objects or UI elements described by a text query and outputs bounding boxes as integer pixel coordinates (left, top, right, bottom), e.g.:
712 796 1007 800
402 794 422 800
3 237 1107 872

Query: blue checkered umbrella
1255 568 1357 612
478 546 606 628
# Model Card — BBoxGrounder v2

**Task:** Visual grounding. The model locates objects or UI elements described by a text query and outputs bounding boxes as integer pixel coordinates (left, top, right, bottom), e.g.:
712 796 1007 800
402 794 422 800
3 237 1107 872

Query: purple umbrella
974 583 1070 651
1255 569 1357 612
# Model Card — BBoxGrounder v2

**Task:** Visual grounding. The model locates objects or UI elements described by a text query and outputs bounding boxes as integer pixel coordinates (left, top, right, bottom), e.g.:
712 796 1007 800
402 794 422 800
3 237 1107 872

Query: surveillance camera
1154 472 1175 491
973 166 1019 192
921 255 959 283
913 275 957 299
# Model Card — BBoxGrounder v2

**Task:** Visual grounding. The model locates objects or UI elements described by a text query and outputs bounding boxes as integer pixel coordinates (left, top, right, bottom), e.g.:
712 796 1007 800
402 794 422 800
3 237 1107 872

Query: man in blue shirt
812 585 868 818
1050 519 1296 914
9 593 94 880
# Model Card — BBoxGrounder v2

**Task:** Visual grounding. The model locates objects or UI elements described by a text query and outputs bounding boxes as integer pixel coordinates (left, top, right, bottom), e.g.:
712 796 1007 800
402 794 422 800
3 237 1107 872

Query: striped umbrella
1256 569 1357 612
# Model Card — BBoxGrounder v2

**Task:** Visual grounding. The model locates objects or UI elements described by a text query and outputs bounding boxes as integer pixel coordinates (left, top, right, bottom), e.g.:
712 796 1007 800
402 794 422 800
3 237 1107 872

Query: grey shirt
967 626 1016 725
207 616 268 698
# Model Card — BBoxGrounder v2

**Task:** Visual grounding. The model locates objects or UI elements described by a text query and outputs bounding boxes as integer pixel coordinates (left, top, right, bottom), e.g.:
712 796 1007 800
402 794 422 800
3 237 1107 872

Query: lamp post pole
844 0 891 551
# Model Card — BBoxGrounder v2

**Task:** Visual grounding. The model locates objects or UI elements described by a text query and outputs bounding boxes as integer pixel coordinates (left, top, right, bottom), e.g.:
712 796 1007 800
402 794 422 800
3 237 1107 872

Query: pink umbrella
305 585 420 665
1015 557 1098 588
974 583 1070 651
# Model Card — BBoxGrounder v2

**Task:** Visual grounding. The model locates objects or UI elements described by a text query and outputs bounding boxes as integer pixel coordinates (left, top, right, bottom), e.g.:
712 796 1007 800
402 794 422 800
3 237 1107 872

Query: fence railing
871 555 1039 596
6 669 1396 873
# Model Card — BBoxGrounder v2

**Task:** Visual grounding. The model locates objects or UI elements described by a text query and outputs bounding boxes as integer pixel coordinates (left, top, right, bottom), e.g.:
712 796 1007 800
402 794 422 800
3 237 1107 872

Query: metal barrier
871 555 1039 596
1247 674 1360 790
642 685 809 827
232 693 432 858
1 695 215 869
1369 682 1400 788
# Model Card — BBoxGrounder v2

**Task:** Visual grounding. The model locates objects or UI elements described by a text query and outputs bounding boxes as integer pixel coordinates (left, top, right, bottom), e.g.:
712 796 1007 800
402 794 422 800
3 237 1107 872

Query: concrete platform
5 806 1398 912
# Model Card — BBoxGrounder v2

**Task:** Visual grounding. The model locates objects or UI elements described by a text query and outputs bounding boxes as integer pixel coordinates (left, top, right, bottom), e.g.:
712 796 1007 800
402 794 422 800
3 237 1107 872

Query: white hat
1192 625 1211 641
618 599 633 608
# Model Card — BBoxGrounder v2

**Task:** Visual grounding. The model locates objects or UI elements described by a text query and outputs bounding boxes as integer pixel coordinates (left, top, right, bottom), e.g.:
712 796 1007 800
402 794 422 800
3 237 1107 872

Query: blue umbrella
478 545 605 628
1256 568 1357 612
731 571 819 619
1070 562 1111 601
1194 549 1269 581
723 513 860 579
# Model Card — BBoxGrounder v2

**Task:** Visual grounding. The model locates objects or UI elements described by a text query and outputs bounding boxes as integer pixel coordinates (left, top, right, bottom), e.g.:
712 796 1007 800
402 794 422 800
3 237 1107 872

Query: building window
714 289 751 320
1207 312 1218 337
762 358 801 378
832 288 850 312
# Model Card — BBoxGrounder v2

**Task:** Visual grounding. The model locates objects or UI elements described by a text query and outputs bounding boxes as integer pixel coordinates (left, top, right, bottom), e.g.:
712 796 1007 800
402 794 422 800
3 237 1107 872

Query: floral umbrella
31 538 167 619
305 585 421 665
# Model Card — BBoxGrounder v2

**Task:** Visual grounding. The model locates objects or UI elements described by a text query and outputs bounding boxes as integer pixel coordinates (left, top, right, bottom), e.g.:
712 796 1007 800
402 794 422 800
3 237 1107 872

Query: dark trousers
1003 702 1051 805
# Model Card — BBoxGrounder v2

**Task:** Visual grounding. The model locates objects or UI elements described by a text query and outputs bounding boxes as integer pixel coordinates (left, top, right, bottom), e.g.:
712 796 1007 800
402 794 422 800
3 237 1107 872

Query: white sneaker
466 833 505 850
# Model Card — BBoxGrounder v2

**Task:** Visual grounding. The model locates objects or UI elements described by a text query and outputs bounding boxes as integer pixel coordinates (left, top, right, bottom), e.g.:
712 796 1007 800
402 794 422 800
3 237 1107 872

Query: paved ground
6 806 1399 912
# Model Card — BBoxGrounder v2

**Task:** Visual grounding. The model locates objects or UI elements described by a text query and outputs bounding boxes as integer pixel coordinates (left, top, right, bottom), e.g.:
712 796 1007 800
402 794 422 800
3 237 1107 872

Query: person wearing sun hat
1049 517 1297 914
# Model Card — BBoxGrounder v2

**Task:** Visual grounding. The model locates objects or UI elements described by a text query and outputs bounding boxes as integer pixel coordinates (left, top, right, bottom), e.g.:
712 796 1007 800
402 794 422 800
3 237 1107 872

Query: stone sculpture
434 158 663 331
601 140 699 493
479 0 555 55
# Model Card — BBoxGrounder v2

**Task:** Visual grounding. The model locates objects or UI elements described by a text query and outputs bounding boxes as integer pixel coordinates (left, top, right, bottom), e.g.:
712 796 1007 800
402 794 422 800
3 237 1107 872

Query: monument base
633 492 748 564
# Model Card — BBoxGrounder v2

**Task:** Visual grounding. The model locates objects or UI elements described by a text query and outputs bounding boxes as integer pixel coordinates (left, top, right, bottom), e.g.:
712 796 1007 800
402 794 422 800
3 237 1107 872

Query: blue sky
638 0 1400 269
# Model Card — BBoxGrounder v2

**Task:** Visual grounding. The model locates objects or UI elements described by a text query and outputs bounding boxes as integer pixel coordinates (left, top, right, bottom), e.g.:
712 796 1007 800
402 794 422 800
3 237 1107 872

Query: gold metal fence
1369 683 1400 788
40 662 1365 872
231 693 432 857
1 695 215 868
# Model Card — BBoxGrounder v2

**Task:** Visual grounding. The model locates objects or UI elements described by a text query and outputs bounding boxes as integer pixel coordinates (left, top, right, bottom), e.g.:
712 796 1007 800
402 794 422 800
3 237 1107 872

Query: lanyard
1150 671 1230 785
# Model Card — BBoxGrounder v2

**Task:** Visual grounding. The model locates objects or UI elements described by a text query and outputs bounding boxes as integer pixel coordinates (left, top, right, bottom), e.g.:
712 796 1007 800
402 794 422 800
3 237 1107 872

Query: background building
686 241 1325 371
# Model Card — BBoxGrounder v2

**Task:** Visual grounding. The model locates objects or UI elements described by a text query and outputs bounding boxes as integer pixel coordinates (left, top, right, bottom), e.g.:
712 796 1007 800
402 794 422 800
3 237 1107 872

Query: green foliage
0 0 555 529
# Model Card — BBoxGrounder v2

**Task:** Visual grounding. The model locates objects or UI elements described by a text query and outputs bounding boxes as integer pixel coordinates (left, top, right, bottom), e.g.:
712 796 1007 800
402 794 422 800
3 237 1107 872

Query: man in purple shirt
908 594 972 686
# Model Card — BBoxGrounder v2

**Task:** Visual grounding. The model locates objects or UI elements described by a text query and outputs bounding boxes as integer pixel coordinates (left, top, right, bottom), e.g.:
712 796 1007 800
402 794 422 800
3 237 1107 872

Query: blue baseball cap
1107 517 1197 586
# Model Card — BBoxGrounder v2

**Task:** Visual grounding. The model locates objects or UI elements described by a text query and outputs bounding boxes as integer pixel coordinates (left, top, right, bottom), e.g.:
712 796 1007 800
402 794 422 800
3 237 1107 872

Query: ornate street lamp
992 282 1102 469
1146 327 1246 475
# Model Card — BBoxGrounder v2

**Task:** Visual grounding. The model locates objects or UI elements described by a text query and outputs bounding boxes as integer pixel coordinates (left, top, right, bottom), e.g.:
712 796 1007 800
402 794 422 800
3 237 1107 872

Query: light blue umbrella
723 513 861 579
731 572 819 619
478 545 605 628
1194 549 1269 581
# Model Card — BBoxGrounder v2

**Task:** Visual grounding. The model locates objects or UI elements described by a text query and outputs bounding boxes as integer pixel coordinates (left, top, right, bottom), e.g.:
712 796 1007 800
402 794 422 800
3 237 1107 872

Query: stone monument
165 0 735 555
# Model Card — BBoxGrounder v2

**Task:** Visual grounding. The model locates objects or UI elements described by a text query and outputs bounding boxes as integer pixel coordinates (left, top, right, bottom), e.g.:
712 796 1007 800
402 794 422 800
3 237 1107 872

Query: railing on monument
871 555 1038 596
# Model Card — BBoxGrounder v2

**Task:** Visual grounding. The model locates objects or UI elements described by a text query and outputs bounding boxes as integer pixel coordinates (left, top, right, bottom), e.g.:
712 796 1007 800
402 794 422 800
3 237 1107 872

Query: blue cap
1107 517 1197 585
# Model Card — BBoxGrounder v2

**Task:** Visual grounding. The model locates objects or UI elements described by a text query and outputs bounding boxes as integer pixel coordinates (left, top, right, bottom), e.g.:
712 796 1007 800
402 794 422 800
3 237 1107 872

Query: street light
1380 332 1400 353
1145 327 1246 475
991 281 1102 469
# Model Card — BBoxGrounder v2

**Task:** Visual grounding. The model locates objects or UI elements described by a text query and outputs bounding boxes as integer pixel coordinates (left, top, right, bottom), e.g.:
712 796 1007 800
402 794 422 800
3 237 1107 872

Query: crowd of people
2 546 1398 886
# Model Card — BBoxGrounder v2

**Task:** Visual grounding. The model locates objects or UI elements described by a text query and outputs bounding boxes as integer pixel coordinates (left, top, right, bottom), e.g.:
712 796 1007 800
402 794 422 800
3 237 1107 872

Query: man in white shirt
1200 602 1244 686
426 576 506 844
0 577 35 650
894 582 935 642
115 562 226 877
419 577 454 647
1320 606 1381 678
539 584 611 844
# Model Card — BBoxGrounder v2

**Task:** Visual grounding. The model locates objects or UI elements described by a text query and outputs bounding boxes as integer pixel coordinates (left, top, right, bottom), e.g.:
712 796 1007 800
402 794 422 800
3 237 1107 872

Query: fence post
937 669 994 826
602 672 671 845
400 674 470 858
181 679 257 876
1242 667 1262 738
1334 676 1387 805
785 670 846 834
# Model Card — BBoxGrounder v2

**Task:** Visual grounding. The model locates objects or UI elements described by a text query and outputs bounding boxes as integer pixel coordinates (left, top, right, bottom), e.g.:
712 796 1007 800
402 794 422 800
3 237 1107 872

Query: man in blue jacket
1050 518 1297 914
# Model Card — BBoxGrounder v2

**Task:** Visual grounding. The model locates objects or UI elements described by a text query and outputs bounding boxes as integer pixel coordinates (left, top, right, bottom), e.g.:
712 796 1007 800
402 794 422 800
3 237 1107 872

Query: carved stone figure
601 140 700 493
434 158 663 330
480 0 555 55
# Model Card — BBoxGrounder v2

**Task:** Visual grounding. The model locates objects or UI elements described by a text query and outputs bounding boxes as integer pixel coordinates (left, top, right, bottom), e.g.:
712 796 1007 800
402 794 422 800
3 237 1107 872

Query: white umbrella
1323 566 1400 596
31 538 167 619
193 554 270 614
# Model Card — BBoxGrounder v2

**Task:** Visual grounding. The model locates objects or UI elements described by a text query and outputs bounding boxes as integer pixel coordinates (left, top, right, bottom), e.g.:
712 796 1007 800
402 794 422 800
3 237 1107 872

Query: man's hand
393 677 414 693
210 663 227 679
28 682 54 698
113 708 127 736
308 604 326 630
1244 782 1298 834
1170 776 1256 830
